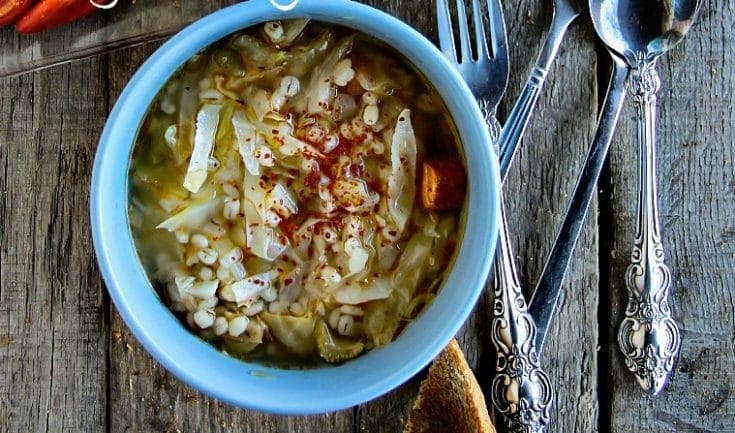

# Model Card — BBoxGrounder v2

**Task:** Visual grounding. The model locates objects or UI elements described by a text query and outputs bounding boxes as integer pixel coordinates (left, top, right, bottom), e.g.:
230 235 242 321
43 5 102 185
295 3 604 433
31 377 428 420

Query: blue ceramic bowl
91 0 500 415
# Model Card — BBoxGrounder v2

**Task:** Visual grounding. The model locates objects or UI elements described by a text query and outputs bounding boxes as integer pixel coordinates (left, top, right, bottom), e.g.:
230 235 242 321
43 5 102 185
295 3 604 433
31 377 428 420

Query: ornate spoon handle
490 199 554 433
617 59 681 396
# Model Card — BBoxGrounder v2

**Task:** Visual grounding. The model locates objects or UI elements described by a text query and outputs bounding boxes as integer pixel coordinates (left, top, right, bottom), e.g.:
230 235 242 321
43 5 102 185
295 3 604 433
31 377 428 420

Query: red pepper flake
303 170 321 189
353 134 368 145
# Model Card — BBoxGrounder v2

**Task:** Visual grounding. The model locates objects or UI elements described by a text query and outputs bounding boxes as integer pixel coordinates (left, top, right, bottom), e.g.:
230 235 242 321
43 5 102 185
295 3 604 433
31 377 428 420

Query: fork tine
471 0 488 59
485 0 507 58
455 0 473 63
436 0 457 61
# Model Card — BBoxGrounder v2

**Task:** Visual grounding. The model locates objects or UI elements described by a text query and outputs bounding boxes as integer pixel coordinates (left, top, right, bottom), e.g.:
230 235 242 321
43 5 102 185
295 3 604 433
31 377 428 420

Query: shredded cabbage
363 293 402 346
230 272 273 304
387 109 417 233
267 182 298 217
242 199 287 261
232 111 261 176
248 88 272 121
185 279 219 299
183 104 222 193
260 312 316 357
295 36 353 114
332 178 379 213
280 19 310 46
356 70 397 96
333 278 391 305
286 31 333 77
173 73 199 165
279 267 302 304
231 34 288 69
315 320 364 363
393 228 434 302
156 198 223 232
292 217 324 258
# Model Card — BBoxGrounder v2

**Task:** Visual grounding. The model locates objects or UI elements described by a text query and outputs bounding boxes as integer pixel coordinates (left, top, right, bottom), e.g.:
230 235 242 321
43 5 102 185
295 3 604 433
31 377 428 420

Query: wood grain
1 0 733 432
0 0 241 78
0 58 109 432
605 0 735 431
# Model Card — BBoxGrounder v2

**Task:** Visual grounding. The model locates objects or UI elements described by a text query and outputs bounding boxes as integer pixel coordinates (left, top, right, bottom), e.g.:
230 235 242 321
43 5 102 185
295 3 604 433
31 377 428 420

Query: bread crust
404 339 496 433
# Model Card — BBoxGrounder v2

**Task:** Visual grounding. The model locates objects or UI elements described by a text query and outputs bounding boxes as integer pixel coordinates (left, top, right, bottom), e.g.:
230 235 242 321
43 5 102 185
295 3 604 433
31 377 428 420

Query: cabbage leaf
387 109 417 233
333 278 391 305
156 197 223 232
183 104 222 193
260 312 316 357
233 110 261 176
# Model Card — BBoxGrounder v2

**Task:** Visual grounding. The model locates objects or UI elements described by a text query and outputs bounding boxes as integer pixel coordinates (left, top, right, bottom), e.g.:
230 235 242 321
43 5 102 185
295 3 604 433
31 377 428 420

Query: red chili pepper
0 0 35 26
15 0 109 34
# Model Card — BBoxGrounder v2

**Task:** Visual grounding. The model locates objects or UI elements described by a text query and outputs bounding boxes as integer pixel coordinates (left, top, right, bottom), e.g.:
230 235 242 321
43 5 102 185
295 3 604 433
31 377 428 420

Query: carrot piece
15 0 109 34
420 157 467 211
0 0 34 26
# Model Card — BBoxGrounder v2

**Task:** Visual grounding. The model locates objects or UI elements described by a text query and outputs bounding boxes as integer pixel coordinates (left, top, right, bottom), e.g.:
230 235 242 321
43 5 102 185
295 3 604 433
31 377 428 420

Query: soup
129 20 466 366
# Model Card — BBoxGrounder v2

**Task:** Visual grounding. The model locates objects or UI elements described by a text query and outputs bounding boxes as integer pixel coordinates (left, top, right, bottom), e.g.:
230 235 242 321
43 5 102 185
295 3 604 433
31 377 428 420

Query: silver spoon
589 0 700 395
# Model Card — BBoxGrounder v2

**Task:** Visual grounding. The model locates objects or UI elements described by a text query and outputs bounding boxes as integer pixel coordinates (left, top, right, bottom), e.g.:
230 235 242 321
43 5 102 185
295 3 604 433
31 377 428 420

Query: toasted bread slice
404 339 496 433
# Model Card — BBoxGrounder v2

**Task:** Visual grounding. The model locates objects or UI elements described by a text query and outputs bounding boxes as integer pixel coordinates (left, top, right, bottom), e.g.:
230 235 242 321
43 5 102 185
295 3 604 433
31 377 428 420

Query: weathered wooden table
1 0 733 431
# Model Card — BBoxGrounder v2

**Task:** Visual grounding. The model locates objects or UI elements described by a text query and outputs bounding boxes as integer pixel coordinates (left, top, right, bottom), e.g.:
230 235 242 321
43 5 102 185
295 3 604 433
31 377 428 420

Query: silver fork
496 0 586 177
437 1 553 432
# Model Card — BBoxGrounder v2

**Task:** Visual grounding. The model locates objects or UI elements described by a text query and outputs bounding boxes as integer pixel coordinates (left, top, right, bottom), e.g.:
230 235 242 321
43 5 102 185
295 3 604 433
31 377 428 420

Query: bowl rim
91 0 500 415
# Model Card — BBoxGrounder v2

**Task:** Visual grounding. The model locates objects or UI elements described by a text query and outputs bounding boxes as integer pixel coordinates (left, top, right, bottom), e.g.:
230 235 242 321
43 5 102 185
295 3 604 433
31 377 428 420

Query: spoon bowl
590 0 700 62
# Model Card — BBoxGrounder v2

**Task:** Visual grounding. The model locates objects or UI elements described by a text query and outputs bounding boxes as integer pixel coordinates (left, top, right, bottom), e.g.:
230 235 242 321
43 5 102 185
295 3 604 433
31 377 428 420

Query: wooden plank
0 0 241 78
606 0 735 431
499 1 601 432
0 58 109 432
0 0 730 432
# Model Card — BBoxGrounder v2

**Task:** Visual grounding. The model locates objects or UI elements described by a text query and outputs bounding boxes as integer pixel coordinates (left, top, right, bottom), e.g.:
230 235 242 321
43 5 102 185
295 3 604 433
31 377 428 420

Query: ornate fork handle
617 59 681 396
480 100 553 433
490 200 554 433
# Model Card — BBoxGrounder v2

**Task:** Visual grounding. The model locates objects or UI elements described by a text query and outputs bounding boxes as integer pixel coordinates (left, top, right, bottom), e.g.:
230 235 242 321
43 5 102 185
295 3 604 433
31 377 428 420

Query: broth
128 20 466 366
